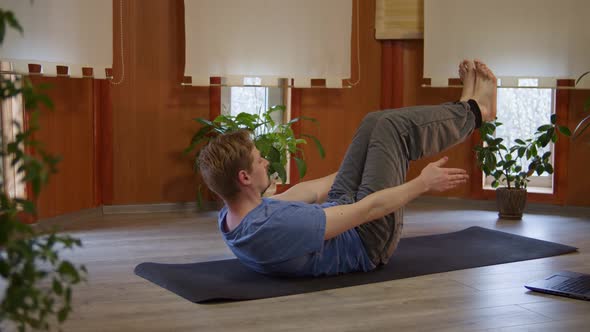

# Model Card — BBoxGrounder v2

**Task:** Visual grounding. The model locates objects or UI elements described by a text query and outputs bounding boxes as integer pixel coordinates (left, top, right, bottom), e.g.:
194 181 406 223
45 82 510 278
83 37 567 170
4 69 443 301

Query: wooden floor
19 198 590 331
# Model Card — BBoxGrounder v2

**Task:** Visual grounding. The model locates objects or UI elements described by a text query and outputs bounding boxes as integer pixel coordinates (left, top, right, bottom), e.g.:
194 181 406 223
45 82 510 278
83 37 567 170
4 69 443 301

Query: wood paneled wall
32 0 376 216
32 77 95 218
32 0 210 218
566 90 590 206
106 0 381 202
109 0 209 204
30 0 587 219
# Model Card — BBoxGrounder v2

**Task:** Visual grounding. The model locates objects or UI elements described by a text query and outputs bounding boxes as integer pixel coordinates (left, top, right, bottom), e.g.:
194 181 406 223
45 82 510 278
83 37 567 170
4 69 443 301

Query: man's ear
237 170 251 185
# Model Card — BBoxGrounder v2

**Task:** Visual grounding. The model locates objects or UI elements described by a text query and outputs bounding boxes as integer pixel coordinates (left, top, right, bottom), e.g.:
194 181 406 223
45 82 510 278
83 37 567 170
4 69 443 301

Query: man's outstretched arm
323 157 468 240
270 172 337 204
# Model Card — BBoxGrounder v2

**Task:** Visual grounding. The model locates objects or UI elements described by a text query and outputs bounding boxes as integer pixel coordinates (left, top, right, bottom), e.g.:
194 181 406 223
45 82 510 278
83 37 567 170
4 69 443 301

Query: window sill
482 186 553 194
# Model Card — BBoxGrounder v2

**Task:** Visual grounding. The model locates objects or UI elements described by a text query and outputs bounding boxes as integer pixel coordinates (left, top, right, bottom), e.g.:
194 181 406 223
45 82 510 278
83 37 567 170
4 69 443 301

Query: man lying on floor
198 60 497 277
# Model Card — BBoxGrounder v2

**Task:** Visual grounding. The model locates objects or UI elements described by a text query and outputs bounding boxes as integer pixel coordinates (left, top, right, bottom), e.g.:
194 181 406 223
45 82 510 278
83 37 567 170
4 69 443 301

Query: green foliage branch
474 114 571 189
185 105 325 195
0 8 86 332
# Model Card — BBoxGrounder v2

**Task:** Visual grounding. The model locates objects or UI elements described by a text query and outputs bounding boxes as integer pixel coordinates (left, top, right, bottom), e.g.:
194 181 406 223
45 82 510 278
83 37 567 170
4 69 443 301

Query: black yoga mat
135 226 577 303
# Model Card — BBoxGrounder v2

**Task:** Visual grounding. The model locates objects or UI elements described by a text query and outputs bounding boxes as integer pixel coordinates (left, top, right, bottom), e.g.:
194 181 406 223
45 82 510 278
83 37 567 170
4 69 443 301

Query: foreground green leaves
1 9 86 331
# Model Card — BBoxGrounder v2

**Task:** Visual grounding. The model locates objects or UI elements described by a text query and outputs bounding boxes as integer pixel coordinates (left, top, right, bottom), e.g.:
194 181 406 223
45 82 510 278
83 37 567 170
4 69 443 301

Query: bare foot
459 60 476 101
472 60 497 122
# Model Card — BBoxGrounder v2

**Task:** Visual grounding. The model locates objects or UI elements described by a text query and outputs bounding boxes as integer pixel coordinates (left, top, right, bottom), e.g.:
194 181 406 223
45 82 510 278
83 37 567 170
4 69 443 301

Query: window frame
482 85 556 194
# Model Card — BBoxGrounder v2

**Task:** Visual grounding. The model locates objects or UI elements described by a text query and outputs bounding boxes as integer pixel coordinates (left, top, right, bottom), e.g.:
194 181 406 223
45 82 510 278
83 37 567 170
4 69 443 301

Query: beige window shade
424 0 590 89
0 0 112 78
184 0 352 88
375 0 423 40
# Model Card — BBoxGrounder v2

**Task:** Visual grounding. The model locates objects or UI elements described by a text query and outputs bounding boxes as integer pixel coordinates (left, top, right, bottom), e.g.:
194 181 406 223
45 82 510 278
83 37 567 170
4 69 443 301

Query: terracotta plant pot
496 187 527 220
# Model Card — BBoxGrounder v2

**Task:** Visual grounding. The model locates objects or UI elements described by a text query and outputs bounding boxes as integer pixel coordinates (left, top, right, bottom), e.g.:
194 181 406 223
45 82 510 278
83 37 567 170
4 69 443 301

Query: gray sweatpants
326 102 477 266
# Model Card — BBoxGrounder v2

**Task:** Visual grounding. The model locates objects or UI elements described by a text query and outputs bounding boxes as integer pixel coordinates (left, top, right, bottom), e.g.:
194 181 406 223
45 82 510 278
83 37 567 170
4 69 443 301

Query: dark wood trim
93 79 101 206
380 40 404 109
96 79 114 205
209 77 221 119
28 64 42 74
56 65 69 76
381 41 393 109
391 41 404 109
553 88 570 205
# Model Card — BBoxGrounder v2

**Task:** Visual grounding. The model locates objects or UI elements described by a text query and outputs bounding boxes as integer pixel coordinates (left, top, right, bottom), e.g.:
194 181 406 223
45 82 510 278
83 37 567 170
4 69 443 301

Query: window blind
0 0 112 78
424 0 590 88
183 0 352 88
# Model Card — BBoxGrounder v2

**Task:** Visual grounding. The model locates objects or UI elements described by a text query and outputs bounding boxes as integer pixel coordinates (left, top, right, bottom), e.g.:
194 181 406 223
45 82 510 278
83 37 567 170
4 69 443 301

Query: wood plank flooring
8 198 590 331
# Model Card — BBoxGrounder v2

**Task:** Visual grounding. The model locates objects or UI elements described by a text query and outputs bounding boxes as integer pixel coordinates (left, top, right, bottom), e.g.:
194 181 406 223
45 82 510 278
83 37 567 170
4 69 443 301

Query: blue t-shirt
218 198 375 277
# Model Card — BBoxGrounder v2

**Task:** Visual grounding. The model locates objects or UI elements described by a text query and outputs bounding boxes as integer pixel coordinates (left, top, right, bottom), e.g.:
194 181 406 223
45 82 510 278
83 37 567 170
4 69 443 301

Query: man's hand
418 156 469 192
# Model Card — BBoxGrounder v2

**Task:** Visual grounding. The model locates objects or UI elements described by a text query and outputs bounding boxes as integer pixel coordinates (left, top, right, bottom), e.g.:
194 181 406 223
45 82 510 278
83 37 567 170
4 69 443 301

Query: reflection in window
229 86 268 116
484 80 555 193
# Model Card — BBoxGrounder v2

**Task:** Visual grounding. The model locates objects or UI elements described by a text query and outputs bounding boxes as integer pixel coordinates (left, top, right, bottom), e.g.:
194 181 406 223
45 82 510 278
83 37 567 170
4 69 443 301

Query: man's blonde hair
198 130 255 201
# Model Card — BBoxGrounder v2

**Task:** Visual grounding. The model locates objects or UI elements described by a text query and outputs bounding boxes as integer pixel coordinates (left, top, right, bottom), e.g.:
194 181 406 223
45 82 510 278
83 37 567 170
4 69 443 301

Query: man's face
249 147 270 193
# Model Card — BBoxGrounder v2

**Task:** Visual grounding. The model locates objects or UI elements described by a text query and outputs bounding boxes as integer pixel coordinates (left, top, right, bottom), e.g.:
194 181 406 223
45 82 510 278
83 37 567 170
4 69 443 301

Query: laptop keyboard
554 276 590 294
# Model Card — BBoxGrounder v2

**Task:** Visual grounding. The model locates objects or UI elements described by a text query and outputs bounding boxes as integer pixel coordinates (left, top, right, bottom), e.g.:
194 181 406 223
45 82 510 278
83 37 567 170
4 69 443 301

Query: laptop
525 271 590 301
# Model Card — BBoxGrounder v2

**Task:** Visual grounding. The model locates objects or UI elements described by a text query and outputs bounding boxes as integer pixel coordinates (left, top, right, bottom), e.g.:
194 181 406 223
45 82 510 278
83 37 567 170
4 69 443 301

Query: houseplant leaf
271 162 287 183
301 134 326 158
294 156 307 179
558 125 571 137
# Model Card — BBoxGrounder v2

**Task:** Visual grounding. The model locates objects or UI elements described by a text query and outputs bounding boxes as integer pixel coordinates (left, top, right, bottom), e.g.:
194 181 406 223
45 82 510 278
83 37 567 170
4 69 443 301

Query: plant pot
496 187 527 220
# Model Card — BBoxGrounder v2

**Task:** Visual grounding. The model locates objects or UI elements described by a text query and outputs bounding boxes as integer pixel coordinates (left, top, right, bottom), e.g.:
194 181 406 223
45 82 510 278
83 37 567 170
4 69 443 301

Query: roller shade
184 0 352 88
424 0 590 88
0 0 112 78
375 0 423 40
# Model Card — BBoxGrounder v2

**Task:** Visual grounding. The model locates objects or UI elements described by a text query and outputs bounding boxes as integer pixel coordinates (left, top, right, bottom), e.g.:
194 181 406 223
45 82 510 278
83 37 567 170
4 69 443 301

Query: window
1 61 26 199
221 77 290 182
222 77 266 117
221 78 285 120
483 79 555 194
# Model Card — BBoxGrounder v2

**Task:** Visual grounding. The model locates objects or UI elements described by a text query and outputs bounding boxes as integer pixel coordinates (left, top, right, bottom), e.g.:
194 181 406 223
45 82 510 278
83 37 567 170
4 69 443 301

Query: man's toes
478 64 488 78
483 66 494 80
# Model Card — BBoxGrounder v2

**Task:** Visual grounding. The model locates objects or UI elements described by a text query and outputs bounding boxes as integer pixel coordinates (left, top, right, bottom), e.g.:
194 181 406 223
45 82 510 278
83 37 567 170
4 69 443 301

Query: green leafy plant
185 105 325 188
474 114 571 189
573 71 590 141
0 8 86 332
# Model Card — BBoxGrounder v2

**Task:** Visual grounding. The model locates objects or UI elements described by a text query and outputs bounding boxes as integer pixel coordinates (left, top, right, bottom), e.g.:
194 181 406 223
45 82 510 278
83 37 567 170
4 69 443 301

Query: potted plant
0 8 86 332
185 105 325 203
474 114 571 219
